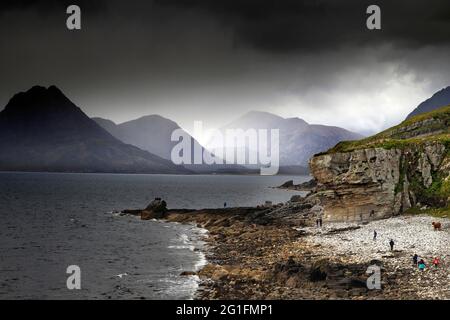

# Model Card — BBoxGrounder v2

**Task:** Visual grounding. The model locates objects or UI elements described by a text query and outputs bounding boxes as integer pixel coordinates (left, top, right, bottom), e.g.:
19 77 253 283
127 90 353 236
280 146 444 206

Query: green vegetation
405 206 450 218
396 156 450 206
320 104 450 155
394 159 406 194
426 176 450 198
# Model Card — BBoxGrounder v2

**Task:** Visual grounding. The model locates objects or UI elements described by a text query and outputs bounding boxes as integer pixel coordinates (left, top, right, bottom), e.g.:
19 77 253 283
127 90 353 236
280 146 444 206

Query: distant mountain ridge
93 115 258 174
213 111 363 166
407 86 450 119
93 115 194 161
0 86 190 174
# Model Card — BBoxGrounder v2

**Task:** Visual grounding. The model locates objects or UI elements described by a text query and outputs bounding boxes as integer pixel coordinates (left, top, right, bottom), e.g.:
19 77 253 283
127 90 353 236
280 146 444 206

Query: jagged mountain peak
4 85 69 110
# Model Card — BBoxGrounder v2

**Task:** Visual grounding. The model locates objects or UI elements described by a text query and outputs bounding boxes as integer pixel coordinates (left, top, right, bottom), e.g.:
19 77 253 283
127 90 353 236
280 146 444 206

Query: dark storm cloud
2 0 449 53
155 0 450 53
0 0 106 14
1 0 450 136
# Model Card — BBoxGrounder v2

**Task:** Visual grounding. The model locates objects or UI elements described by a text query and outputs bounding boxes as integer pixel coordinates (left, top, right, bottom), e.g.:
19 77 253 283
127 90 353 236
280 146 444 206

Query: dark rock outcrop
278 179 317 191
141 198 168 220
279 180 294 188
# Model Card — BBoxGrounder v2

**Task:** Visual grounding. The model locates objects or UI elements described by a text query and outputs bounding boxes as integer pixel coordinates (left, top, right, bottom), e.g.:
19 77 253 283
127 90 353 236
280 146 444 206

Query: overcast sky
1 0 450 141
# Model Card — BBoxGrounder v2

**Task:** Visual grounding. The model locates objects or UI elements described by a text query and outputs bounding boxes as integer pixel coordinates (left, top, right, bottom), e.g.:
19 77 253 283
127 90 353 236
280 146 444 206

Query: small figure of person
389 239 395 251
433 257 440 268
319 218 323 228
418 259 426 271
224 202 227 208
316 218 320 228
413 254 418 266
373 230 377 241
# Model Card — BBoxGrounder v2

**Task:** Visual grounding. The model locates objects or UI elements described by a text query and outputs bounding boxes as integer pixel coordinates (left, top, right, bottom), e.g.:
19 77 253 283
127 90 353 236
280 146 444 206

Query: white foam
194 251 207 271
115 273 128 278
179 233 190 244
168 245 195 251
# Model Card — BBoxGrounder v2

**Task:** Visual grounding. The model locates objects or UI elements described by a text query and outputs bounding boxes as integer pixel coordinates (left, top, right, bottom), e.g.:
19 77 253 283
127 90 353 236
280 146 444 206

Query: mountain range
93 115 197 161
94 111 362 172
0 86 190 174
93 116 259 174
210 111 364 167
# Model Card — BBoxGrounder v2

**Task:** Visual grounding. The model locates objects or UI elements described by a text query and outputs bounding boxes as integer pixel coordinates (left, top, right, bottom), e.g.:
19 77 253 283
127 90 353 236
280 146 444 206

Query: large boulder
309 259 329 282
279 180 294 188
141 198 168 220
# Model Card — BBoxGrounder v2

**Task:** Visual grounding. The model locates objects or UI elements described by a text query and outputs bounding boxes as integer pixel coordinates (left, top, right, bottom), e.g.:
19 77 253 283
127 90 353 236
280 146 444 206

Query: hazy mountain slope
215 111 363 166
406 86 450 119
93 115 188 161
0 86 190 174
94 115 256 174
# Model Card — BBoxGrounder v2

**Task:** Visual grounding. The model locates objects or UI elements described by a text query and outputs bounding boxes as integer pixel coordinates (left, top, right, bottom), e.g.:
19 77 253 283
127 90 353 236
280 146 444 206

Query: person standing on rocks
433 257 440 268
312 205 324 228
373 230 377 241
418 259 426 271
413 254 418 266
389 239 395 251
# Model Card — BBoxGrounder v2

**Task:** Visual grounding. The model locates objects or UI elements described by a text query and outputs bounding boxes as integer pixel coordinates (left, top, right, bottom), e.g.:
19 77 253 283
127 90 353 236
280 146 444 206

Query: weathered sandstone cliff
308 105 450 222
309 143 448 222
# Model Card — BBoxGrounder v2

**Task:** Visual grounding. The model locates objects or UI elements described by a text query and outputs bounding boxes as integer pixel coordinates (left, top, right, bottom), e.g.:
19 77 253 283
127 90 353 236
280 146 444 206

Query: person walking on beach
418 259 426 271
433 257 440 268
319 218 323 227
413 254 418 266
316 218 320 228
389 239 395 251
373 230 377 241
224 202 227 208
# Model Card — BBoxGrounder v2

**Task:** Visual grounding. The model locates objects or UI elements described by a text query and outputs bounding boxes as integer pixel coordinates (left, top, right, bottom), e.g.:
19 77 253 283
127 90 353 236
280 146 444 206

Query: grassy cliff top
322 104 450 154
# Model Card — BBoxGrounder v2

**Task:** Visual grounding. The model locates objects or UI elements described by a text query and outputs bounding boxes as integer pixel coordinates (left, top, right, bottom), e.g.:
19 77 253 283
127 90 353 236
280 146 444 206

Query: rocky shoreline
122 203 450 300
276 178 317 191
119 105 450 299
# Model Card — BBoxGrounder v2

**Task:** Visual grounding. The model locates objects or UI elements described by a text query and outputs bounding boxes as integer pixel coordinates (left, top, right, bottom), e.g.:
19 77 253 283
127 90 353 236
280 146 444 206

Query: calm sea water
0 172 308 299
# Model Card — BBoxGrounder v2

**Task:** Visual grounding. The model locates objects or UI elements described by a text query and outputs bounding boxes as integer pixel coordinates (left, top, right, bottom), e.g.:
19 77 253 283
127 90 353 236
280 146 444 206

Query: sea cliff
308 105 450 222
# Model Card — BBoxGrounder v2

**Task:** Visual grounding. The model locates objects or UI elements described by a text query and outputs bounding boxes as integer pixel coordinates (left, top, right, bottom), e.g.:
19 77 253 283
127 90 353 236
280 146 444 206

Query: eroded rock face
309 142 448 222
